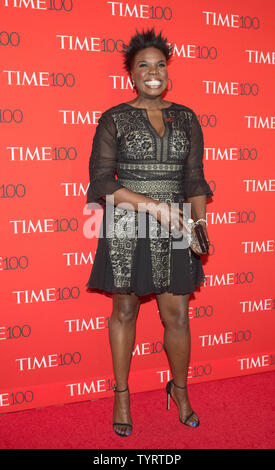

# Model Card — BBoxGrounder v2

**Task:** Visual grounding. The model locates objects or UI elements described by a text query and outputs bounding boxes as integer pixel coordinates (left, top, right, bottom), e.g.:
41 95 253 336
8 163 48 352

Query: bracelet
194 218 207 226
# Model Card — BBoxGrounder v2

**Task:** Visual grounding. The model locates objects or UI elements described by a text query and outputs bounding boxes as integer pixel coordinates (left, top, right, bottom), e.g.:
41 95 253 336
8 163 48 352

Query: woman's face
130 46 168 99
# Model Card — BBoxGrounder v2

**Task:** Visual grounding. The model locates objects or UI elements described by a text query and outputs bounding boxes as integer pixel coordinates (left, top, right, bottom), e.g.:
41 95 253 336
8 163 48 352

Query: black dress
86 102 213 297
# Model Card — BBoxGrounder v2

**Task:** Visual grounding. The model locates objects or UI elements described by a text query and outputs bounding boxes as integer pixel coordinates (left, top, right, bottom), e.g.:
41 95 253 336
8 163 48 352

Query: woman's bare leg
108 292 140 435
156 291 199 426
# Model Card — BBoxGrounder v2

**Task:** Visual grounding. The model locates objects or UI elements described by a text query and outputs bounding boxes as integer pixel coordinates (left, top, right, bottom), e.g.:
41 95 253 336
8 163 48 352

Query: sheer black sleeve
183 112 213 200
86 112 124 205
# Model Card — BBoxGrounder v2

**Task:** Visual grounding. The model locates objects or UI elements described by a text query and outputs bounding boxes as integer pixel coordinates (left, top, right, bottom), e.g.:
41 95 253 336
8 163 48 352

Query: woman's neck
127 95 171 110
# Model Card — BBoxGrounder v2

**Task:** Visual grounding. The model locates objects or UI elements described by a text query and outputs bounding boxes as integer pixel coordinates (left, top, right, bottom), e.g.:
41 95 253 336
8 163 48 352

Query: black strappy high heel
166 379 200 428
112 386 133 437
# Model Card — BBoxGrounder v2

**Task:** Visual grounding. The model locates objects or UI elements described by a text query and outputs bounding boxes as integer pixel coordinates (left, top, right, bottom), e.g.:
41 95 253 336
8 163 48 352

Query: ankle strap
172 380 187 390
114 386 129 393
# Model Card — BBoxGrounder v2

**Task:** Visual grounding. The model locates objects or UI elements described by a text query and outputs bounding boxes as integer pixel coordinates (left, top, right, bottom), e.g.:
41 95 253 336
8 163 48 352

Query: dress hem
85 277 205 298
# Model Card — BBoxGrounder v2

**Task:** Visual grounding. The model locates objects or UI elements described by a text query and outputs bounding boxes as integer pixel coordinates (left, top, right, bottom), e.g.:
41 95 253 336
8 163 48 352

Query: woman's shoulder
170 102 196 115
101 102 131 117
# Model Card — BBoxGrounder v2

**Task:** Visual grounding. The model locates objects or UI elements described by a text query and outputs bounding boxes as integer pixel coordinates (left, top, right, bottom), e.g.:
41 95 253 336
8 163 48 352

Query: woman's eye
138 62 166 68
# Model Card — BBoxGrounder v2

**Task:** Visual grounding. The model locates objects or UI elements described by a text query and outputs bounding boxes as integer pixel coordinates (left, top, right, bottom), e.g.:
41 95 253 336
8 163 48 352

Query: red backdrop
1 0 274 413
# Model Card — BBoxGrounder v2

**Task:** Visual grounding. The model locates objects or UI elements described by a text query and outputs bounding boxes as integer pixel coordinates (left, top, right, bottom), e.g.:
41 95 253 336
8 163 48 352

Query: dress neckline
124 102 174 138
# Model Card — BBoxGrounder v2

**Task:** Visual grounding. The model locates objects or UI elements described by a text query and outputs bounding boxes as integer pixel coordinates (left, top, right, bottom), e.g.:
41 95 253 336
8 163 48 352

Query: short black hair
122 28 171 73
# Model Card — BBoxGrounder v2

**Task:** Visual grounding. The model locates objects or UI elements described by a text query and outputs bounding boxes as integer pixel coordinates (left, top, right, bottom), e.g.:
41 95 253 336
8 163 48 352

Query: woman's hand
148 201 190 238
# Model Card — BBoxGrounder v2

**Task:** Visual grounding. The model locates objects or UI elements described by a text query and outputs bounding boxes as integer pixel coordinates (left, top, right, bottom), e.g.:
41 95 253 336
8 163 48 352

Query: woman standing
86 29 213 436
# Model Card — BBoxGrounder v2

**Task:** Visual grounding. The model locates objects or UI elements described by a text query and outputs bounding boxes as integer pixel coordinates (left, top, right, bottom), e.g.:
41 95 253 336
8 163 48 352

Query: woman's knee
160 305 189 330
112 294 140 325
160 306 190 331
157 293 190 331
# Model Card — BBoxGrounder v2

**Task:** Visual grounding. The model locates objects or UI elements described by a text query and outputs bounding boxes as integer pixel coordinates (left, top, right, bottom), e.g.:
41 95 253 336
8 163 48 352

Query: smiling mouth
144 79 162 88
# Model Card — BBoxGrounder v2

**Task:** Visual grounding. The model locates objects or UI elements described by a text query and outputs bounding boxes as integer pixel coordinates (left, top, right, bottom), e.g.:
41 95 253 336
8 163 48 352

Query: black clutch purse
190 219 209 254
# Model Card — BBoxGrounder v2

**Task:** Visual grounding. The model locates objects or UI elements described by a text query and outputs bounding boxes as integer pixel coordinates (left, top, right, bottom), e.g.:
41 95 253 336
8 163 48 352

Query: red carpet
0 371 274 450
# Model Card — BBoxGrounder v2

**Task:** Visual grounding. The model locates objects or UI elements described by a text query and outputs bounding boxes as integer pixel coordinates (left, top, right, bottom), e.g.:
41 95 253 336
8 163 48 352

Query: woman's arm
183 113 213 252
188 194 207 223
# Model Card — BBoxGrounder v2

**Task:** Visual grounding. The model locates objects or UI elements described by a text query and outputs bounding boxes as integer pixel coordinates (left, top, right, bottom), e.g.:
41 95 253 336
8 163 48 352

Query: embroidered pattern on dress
113 109 155 161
